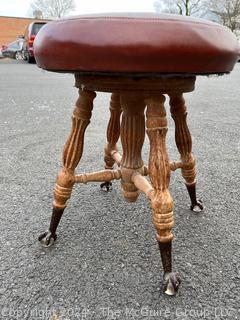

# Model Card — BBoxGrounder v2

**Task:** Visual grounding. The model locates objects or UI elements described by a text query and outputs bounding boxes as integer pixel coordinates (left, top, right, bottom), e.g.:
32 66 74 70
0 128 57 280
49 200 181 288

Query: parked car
1 40 23 59
22 21 46 63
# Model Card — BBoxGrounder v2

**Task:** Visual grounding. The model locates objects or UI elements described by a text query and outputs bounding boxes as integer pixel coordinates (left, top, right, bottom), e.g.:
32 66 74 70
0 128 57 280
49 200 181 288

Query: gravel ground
0 59 240 320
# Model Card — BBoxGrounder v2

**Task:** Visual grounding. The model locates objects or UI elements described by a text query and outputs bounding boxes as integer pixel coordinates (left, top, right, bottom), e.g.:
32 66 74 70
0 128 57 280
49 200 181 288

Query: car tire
15 52 21 60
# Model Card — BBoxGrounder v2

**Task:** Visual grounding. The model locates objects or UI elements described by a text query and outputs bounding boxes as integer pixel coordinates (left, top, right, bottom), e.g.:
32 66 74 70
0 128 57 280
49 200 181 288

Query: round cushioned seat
34 12 239 75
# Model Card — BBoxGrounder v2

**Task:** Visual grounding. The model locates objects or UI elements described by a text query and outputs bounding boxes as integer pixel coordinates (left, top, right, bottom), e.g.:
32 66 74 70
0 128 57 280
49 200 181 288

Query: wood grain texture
75 74 196 93
53 89 96 209
132 172 154 200
169 93 196 185
104 93 122 169
75 169 121 184
146 95 174 243
120 94 146 202
42 75 198 294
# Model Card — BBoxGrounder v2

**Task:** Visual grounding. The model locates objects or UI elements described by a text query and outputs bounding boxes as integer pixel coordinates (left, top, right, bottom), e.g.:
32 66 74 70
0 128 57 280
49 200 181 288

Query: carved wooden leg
120 94 145 202
101 93 122 191
146 95 181 295
169 93 203 212
39 89 96 247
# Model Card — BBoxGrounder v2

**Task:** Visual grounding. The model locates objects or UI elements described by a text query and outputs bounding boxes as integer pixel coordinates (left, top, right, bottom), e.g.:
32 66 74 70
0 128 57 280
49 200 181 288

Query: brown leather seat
34 13 239 75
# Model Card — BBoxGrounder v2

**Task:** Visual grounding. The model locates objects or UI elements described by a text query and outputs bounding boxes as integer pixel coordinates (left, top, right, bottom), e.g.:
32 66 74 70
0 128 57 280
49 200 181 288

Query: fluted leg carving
101 94 122 191
104 93 122 169
39 89 96 246
146 95 180 295
120 94 146 202
169 93 203 212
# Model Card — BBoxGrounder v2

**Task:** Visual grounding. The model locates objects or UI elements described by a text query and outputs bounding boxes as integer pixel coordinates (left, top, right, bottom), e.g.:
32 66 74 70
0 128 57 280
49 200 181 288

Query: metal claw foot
191 199 203 213
100 181 112 192
38 230 57 247
163 272 181 296
186 183 203 213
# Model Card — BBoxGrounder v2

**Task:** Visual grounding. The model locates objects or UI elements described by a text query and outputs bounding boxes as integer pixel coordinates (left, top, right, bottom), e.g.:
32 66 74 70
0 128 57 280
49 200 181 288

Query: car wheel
15 52 21 60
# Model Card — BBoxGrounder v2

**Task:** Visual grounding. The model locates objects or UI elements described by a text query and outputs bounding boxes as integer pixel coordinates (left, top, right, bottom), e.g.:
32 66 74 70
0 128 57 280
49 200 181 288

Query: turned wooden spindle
39 89 96 246
120 94 146 202
54 89 96 208
169 93 196 184
146 94 180 295
75 169 121 184
146 95 174 244
169 93 202 211
104 93 122 169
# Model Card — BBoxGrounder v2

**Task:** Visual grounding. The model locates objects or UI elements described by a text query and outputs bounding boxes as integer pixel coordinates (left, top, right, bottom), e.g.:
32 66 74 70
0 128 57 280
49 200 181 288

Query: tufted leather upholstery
34 13 239 75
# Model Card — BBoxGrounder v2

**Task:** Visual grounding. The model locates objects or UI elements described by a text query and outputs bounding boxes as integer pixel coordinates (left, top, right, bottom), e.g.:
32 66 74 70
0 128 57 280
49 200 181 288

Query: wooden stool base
39 74 203 296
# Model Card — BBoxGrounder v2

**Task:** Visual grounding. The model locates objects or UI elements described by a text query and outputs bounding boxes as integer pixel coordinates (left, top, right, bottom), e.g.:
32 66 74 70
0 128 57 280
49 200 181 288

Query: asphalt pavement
0 59 240 320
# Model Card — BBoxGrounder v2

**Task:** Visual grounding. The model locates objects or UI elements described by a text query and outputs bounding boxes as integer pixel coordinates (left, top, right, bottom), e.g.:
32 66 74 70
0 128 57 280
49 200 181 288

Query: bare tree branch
210 0 240 32
153 0 240 33
153 0 210 17
30 0 75 19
